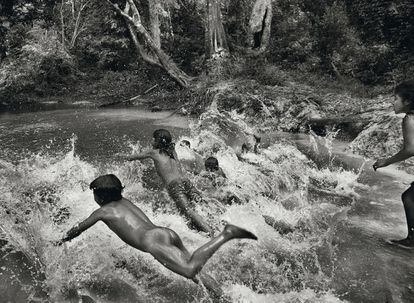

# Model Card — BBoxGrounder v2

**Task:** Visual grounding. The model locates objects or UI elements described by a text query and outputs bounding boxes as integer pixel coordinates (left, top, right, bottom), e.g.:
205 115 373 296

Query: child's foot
389 238 414 249
224 224 258 240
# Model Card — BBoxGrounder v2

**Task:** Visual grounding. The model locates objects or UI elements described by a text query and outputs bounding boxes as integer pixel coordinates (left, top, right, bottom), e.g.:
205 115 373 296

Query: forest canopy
0 0 413 100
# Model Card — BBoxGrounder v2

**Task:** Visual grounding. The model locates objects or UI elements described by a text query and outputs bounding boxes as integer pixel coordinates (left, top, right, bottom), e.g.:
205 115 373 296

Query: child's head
241 143 249 154
153 129 176 159
180 140 191 148
394 80 414 114
205 156 219 172
90 174 123 205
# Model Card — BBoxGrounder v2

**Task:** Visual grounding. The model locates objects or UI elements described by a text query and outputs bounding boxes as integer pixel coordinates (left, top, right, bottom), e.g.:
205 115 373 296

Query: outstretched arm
57 209 103 245
374 116 414 170
118 150 153 161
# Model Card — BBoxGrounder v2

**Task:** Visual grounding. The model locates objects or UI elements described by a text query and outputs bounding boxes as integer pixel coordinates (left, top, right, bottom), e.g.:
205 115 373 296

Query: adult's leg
394 184 414 246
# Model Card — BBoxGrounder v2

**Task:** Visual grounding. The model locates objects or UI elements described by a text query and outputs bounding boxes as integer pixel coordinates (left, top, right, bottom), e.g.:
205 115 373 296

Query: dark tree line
1 0 414 93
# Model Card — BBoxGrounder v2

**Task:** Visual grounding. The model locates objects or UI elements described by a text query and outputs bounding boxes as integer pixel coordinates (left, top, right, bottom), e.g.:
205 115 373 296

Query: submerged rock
194 110 258 155
187 79 322 133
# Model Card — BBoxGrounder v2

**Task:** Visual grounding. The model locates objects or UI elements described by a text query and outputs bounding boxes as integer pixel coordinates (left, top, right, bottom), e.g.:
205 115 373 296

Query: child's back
150 149 186 185
100 198 155 250
120 129 214 236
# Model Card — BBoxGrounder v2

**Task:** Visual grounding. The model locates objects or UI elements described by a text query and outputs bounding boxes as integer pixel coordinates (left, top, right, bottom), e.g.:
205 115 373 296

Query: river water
0 107 413 303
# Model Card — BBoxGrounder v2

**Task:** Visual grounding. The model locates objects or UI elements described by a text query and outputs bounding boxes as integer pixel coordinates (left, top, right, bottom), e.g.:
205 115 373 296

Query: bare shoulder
97 204 117 220
403 114 414 128
148 149 159 159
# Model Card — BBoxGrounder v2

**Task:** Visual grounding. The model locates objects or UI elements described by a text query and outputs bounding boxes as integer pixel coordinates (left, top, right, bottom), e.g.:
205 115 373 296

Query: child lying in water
56 174 257 295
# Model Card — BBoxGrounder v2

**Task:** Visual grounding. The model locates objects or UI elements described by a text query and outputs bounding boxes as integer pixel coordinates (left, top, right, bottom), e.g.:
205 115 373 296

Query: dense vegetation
0 0 413 104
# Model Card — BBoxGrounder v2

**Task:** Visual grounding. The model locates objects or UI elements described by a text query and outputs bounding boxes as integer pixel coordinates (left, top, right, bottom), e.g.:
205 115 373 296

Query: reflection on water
0 108 413 302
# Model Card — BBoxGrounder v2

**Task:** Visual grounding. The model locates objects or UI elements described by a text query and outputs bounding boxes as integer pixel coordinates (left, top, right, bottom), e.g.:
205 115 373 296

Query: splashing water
0 109 363 302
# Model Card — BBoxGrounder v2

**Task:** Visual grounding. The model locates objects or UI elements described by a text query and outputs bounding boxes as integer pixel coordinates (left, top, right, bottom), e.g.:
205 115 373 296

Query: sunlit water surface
0 108 413 303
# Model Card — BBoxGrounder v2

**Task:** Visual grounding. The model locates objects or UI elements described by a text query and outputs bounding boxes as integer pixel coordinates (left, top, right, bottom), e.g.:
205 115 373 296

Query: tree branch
105 0 134 23
127 22 162 67
126 0 141 24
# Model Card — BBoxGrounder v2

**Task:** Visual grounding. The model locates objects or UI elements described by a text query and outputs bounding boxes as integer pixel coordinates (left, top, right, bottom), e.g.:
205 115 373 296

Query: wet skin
373 94 414 246
58 197 257 285
118 140 215 236
121 147 186 185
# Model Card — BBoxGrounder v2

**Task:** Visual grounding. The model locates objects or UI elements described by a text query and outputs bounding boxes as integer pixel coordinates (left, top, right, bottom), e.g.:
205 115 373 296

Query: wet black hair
205 156 219 172
181 140 191 148
153 129 176 159
395 80 414 109
89 174 123 204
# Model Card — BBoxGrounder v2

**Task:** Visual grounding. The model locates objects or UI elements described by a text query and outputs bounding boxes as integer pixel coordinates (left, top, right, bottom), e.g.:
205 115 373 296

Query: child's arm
218 167 227 179
374 116 414 170
118 150 153 161
56 209 105 245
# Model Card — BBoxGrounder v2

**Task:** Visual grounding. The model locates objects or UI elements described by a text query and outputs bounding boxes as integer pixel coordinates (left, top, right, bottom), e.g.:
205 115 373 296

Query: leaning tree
106 0 192 87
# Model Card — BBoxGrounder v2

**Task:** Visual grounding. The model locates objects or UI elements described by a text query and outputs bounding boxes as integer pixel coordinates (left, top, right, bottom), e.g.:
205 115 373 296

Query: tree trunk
205 0 228 59
107 0 192 88
148 0 161 48
60 0 66 48
249 0 272 52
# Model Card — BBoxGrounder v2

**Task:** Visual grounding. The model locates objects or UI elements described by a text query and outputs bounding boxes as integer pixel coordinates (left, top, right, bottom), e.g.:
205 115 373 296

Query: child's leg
147 225 256 280
185 207 215 236
186 224 256 274
169 183 214 236
401 184 414 240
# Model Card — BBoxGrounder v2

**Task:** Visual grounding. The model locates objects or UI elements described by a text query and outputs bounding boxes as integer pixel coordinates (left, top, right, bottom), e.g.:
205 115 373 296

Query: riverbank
2 63 406 174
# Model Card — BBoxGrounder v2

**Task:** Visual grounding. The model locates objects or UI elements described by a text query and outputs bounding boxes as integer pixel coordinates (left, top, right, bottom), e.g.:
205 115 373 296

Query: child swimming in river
177 140 205 175
119 129 214 236
56 174 257 295
373 80 414 248
197 156 242 205
204 156 227 179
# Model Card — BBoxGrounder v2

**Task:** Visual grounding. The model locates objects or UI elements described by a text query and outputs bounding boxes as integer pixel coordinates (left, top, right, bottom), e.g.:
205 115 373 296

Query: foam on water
226 285 345 303
0 110 360 302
